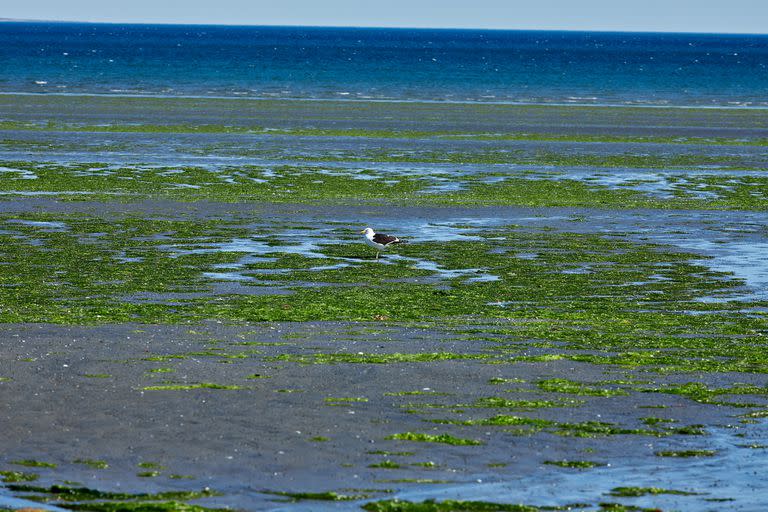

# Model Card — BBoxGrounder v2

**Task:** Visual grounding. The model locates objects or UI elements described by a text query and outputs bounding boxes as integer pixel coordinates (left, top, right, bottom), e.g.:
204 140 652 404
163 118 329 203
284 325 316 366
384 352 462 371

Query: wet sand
2 321 765 510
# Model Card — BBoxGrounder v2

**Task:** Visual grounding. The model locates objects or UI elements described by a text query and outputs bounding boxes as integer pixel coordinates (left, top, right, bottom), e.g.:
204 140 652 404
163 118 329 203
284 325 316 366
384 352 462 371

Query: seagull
360 227 404 260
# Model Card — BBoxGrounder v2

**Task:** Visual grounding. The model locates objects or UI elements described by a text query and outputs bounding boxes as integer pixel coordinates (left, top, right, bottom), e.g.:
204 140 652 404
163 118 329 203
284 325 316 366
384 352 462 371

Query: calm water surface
1 22 767 106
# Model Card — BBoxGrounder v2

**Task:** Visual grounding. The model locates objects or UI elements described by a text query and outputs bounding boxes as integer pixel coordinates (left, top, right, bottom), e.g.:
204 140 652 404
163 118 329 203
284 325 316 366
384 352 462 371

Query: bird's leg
375 251 379 261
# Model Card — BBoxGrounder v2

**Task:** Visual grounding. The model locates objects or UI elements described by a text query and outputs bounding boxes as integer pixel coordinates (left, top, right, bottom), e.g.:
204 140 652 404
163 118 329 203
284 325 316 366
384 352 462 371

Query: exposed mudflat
1 96 767 512
2 321 766 511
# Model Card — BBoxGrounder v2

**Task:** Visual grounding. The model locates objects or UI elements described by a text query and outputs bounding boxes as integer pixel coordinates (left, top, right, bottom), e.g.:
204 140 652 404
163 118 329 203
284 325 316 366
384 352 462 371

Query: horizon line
2 18 767 36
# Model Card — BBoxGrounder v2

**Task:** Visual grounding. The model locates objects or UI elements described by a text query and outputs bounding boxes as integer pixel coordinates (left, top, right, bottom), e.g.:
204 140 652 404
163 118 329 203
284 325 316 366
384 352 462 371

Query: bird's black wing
372 233 401 246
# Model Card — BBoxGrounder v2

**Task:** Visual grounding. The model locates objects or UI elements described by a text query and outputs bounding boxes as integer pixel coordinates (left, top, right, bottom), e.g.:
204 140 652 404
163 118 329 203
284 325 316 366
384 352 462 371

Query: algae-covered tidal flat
1 95 767 511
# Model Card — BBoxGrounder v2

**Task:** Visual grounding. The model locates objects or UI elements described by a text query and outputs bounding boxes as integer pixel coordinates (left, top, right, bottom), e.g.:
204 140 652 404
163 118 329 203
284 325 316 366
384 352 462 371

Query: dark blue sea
1 22 767 106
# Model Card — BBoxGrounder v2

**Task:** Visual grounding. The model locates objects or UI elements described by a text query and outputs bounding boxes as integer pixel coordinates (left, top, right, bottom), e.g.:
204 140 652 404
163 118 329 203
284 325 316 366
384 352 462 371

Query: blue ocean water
1 21 767 106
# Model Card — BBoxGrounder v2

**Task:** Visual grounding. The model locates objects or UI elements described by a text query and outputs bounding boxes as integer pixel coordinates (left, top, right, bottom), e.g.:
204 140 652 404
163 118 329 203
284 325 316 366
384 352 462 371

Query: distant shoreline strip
2 91 768 110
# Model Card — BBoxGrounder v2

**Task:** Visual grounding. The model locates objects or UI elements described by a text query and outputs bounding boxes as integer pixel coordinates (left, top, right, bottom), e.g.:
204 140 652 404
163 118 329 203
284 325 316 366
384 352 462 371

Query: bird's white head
360 227 374 236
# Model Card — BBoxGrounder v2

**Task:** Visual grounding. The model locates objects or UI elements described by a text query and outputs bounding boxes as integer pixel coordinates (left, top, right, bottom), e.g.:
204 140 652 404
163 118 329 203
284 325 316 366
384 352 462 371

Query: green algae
369 461 402 469
385 433 484 446
430 415 677 438
469 398 583 410
11 459 57 468
362 499 539 512
0 470 39 482
0 213 760 343
543 460 605 468
641 382 768 407
270 353 492 365
137 463 164 469
0 115 768 149
74 459 109 469
552 421 662 438
6 484 219 502
2 159 768 211
607 487 700 497
5 117 768 149
536 379 629 397
63 502 227 512
489 378 526 385
654 449 716 457
325 397 369 405
265 490 368 501
410 461 437 468
141 383 242 391
595 505 669 512
431 415 553 428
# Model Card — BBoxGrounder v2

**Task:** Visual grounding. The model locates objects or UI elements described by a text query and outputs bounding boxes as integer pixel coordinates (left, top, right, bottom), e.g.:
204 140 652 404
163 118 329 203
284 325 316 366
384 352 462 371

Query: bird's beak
359 229 365 234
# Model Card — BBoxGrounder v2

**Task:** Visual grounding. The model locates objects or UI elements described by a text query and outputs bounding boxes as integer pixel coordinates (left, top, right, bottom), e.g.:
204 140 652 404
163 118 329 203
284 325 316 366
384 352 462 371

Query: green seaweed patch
367 451 416 457
386 433 484 446
6 118 768 147
384 391 451 397
324 397 369 406
6 484 219 502
544 460 606 468
362 499 538 511
537 378 629 397
141 383 242 391
74 459 109 469
137 462 165 469
553 421 662 438
369 461 402 469
11 459 57 468
469 397 583 409
81 374 112 379
433 414 675 437
654 450 716 457
0 214 756 335
264 490 368 501
270 352 491 365
641 382 768 407
607 487 700 497
3 159 767 210
0 470 39 483
489 378 526 385
310 436 329 442
596 504 667 511
62 501 228 512
137 471 160 478
431 414 553 428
